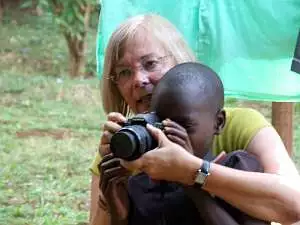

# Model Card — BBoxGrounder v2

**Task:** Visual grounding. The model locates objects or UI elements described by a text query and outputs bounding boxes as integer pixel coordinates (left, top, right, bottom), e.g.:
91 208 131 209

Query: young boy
126 62 270 225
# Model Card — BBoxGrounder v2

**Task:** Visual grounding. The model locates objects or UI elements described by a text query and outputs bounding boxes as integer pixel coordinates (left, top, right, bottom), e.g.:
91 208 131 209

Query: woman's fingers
107 112 127 123
100 130 112 146
100 121 121 155
99 143 111 156
102 130 113 142
100 112 126 146
103 121 123 134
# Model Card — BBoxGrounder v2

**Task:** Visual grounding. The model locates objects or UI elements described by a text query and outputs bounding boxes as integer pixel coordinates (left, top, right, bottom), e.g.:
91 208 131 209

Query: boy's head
150 62 226 157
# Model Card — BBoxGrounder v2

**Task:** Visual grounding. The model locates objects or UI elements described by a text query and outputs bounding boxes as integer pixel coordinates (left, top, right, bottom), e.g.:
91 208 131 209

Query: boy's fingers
101 153 114 162
101 166 128 192
100 157 120 171
163 119 185 131
164 127 187 140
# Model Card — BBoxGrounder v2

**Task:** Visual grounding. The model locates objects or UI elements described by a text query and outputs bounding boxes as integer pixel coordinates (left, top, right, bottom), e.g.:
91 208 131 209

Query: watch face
195 172 207 185
194 161 211 186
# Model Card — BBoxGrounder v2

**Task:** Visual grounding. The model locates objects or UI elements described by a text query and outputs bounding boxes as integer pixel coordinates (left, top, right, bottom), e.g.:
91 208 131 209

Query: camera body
110 112 163 161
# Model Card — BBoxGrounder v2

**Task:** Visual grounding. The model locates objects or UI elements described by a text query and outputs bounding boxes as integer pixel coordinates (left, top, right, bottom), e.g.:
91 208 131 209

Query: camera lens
110 130 137 160
110 125 153 161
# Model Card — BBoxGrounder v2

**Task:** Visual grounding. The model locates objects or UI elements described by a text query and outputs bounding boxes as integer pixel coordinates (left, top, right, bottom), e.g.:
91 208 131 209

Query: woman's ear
214 109 226 135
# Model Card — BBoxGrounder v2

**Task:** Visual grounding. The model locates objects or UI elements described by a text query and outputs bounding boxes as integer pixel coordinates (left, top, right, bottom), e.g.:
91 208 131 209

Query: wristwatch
194 160 211 188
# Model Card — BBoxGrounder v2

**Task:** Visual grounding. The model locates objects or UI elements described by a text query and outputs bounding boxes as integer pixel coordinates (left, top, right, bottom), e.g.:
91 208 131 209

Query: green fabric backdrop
96 0 300 102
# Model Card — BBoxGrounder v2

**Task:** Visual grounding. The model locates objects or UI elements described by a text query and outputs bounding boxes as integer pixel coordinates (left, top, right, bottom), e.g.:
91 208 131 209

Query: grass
0 10 102 225
0 9 300 225
0 74 105 225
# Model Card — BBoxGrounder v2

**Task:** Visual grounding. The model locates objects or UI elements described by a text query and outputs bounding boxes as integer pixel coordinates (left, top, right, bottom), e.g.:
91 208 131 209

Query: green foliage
19 0 100 77
54 1 96 39
21 0 99 39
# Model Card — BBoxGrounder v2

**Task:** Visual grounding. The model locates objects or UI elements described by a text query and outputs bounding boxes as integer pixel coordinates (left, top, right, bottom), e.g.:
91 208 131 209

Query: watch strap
201 160 210 174
194 160 211 188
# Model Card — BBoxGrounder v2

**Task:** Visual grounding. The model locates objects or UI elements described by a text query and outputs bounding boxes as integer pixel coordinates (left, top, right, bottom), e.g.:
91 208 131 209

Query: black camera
110 112 163 161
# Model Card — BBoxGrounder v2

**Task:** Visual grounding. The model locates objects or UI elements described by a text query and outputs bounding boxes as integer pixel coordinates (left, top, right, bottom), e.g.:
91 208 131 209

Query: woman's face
113 32 176 114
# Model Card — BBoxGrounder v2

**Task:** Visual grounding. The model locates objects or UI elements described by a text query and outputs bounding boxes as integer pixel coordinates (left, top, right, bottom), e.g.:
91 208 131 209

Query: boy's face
154 92 223 158
170 105 216 158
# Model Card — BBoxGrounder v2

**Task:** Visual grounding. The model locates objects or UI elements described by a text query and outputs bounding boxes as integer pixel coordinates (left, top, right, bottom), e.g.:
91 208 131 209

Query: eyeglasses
107 55 173 85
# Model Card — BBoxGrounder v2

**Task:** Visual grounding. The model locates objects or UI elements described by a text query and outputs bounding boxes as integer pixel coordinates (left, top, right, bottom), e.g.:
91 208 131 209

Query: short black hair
151 62 224 113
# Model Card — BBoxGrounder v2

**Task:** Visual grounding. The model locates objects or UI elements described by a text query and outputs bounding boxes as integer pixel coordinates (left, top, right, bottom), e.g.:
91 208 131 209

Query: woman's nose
132 69 150 88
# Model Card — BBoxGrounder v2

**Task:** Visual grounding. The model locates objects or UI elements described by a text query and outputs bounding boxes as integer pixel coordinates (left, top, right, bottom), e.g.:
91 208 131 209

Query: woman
89 14 300 225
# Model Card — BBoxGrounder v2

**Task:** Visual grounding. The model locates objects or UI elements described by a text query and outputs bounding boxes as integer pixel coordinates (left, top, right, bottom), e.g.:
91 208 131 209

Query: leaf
66 10 76 23
75 13 85 24
55 18 69 29
20 1 34 9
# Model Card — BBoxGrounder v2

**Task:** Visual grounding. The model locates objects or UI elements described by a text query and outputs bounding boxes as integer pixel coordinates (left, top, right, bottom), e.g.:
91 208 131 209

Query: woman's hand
121 124 201 185
98 154 131 225
162 119 194 153
100 112 126 157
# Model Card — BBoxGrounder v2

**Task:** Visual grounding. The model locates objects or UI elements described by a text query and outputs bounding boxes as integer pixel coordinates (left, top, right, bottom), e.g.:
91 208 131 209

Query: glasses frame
105 55 174 85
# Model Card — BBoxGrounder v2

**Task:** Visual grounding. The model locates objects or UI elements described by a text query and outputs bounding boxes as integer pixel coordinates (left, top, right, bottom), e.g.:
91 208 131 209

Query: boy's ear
214 109 226 135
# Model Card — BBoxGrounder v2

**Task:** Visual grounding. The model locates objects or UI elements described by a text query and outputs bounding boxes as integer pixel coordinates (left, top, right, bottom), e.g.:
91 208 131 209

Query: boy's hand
162 119 194 154
98 154 130 224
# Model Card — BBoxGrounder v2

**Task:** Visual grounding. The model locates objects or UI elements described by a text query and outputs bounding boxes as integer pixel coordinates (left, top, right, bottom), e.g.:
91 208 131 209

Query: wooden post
271 102 294 156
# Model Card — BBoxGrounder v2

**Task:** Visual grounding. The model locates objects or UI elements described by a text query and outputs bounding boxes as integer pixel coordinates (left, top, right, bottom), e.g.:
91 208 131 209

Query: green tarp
96 0 300 102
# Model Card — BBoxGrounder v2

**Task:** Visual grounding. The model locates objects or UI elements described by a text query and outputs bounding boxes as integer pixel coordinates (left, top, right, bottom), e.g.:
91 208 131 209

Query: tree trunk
272 102 294 156
68 38 86 78
32 0 43 16
0 0 4 24
69 53 85 78
64 3 92 78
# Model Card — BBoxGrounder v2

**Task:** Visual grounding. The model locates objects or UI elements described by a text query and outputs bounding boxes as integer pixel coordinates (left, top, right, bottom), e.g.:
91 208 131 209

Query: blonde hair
101 14 197 116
